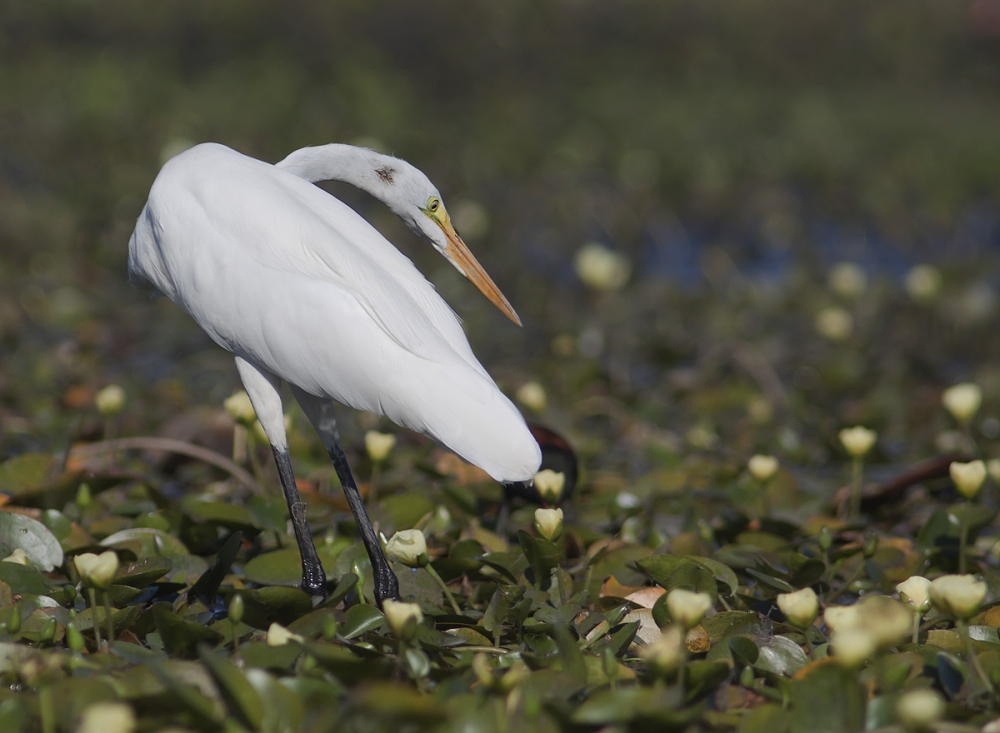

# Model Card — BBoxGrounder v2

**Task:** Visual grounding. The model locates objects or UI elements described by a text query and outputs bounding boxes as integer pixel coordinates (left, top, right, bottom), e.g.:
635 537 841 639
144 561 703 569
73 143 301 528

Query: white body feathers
128 143 540 482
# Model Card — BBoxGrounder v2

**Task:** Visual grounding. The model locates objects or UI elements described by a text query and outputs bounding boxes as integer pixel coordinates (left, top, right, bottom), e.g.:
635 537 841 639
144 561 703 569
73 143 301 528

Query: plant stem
231 620 239 654
959 619 995 704
912 612 921 646
102 590 115 645
960 499 970 575
425 563 462 615
87 587 101 649
39 685 55 733
850 457 863 520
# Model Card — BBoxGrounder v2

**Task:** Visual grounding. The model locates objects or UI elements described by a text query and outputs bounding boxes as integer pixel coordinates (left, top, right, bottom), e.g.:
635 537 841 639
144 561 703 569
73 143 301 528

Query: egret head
368 157 522 326
277 144 521 326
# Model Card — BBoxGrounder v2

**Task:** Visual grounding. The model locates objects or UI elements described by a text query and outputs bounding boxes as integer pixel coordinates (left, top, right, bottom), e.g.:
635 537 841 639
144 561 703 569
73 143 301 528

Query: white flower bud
942 383 982 425
905 264 942 302
824 604 861 632
858 595 912 648
533 507 564 541
747 454 779 483
77 701 136 733
839 426 877 458
516 382 547 412
950 460 987 500
639 625 685 675
896 689 945 730
382 599 424 640
384 529 429 568
74 551 119 590
929 574 986 619
364 430 397 462
574 242 631 292
223 391 256 425
266 622 303 646
776 587 818 628
2 549 29 566
896 576 932 614
95 385 126 417
831 627 876 667
534 469 566 503
815 306 853 341
829 262 866 299
666 588 712 630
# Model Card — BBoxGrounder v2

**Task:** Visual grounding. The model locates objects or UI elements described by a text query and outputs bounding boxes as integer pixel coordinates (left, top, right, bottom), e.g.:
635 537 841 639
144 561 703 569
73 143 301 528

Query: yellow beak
435 213 522 326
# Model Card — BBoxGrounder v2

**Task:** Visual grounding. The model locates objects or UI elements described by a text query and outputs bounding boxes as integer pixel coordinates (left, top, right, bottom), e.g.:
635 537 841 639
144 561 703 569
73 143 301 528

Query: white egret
128 142 541 604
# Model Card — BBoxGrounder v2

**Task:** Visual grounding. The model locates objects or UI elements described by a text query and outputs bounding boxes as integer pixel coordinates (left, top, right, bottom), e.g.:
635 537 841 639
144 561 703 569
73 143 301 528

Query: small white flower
666 588 713 630
639 625 685 675
575 242 631 292
831 627 876 667
905 264 942 302
950 460 987 500
77 701 136 733
829 262 867 299
942 383 983 425
266 622 303 646
516 382 547 412
534 469 566 503
776 587 818 628
824 604 861 632
364 431 397 462
382 599 424 640
223 391 256 425
815 306 853 341
896 689 945 730
2 549 29 566
857 595 911 648
533 507 564 541
74 551 119 590
839 426 877 458
384 529 429 568
747 455 779 483
929 574 986 619
95 385 126 417
896 576 932 613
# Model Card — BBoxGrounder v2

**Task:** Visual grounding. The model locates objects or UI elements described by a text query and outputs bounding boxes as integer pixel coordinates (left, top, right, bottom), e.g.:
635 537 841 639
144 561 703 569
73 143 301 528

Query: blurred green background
3 0 1000 478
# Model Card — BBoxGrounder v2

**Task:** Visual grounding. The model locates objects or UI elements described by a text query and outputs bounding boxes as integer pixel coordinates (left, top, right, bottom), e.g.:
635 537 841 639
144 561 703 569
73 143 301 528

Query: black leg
272 447 327 597
327 441 400 606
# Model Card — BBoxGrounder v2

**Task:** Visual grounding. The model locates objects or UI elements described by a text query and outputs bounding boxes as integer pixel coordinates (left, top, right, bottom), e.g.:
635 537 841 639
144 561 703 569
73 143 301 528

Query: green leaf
243 544 343 587
0 512 63 571
239 586 314 629
340 604 385 639
198 645 265 730
100 527 189 557
0 562 50 594
0 454 55 496
152 606 224 658
380 494 435 530
789 663 865 733
755 635 808 677
182 498 264 529
114 556 173 587
553 624 586 681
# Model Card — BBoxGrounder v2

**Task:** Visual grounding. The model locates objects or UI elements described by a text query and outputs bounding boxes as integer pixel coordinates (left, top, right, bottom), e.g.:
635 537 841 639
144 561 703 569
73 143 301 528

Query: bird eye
427 197 440 213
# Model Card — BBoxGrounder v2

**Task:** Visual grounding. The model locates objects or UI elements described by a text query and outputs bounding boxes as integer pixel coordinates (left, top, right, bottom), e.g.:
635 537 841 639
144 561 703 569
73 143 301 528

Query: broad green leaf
198 646 265 730
340 604 385 639
0 454 55 496
243 542 348 587
0 512 63 571
100 527 189 557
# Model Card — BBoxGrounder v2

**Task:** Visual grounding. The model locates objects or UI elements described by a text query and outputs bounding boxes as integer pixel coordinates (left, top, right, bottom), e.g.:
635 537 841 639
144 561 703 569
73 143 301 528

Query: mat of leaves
0 439 996 733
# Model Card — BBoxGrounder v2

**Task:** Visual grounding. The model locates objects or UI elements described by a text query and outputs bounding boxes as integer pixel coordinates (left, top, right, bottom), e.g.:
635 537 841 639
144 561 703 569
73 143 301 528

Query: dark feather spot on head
375 166 395 184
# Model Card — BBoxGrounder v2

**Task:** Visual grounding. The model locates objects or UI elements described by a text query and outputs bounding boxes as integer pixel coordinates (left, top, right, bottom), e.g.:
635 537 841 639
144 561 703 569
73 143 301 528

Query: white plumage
128 142 540 482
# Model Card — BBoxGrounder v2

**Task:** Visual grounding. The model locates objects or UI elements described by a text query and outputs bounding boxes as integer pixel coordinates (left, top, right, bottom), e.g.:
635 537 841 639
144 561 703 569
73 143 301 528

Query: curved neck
275 144 395 202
